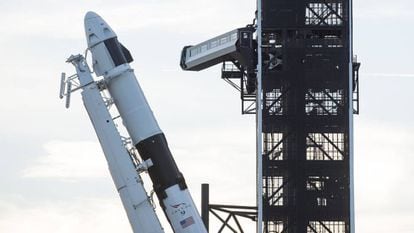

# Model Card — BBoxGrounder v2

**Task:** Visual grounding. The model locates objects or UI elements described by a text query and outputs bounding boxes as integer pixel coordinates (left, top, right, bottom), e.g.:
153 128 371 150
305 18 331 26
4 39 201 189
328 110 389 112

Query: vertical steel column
348 0 355 232
256 0 263 233
201 183 210 231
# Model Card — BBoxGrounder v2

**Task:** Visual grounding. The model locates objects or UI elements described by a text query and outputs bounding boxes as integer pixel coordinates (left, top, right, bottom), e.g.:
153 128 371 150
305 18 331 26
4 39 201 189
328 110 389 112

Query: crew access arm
180 26 258 94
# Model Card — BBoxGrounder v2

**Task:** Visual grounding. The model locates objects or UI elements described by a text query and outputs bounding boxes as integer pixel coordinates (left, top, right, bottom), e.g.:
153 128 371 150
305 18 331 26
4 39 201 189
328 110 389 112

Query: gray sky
0 0 413 232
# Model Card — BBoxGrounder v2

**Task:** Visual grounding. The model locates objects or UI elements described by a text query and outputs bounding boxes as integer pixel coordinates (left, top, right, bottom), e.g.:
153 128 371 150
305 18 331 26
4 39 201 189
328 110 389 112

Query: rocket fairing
84 12 207 233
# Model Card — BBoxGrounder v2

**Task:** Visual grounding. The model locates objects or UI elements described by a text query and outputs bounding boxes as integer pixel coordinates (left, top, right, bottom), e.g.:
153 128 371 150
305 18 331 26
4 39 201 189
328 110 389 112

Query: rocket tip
83 11 117 48
85 11 100 21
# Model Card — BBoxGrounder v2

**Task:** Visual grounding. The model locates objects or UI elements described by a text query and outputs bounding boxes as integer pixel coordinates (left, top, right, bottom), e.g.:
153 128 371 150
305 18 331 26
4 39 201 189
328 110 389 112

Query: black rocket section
136 133 187 200
120 43 133 63
104 37 133 66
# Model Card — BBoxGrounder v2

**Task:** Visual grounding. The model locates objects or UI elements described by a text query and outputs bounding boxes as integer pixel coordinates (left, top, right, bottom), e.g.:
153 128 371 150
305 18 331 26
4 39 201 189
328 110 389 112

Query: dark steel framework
189 0 360 232
201 184 257 233
259 0 359 232
221 0 360 232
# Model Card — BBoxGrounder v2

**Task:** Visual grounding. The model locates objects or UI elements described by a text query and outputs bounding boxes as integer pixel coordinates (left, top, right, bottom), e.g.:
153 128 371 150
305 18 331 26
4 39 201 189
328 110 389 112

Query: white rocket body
67 55 164 233
84 12 207 233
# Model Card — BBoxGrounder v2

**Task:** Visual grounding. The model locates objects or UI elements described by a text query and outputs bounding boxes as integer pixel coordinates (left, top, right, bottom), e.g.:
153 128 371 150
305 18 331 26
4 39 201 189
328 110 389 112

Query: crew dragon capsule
84 12 207 233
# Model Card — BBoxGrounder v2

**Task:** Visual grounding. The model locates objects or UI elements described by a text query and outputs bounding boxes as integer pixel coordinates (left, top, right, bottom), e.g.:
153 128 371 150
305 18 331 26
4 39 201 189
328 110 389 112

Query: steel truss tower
258 0 359 232
182 0 360 232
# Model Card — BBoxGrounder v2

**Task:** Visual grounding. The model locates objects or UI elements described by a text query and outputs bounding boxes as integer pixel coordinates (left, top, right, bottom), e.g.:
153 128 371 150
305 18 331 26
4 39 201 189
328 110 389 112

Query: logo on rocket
171 202 190 216
171 203 186 208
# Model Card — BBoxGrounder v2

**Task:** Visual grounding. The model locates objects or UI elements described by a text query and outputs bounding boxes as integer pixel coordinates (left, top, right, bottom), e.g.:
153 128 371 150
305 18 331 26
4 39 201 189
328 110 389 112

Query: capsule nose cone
85 11 100 20
84 11 117 48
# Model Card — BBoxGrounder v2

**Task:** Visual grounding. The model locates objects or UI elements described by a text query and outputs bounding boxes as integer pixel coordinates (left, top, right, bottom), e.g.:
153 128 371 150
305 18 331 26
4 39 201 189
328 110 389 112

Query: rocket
66 54 164 233
83 12 207 233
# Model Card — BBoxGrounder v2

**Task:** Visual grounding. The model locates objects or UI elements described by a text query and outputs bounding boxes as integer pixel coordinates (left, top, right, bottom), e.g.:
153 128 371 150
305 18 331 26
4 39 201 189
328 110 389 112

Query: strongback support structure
184 0 360 232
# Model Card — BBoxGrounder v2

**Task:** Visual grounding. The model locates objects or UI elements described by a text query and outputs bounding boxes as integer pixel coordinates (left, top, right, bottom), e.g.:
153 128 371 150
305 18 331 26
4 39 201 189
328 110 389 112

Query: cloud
361 73 414 78
167 127 256 205
0 0 255 40
22 141 109 180
357 211 414 233
354 0 414 20
354 122 414 232
0 198 132 233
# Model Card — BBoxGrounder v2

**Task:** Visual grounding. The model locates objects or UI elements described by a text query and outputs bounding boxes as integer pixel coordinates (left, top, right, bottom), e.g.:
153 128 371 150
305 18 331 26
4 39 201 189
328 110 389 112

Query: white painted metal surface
84 11 117 76
66 55 164 233
84 12 162 144
104 65 162 145
84 12 117 47
182 29 238 70
256 0 264 232
163 185 208 233
348 0 355 232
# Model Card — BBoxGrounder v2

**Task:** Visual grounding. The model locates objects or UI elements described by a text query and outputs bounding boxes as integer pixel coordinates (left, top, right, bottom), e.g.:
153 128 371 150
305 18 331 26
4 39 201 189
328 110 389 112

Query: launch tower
181 0 361 232
257 0 360 232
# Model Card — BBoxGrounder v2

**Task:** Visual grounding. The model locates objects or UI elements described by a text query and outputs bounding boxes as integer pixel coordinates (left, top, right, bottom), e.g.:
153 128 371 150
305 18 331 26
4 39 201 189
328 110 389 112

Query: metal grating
306 133 345 160
308 221 346 233
305 2 344 26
